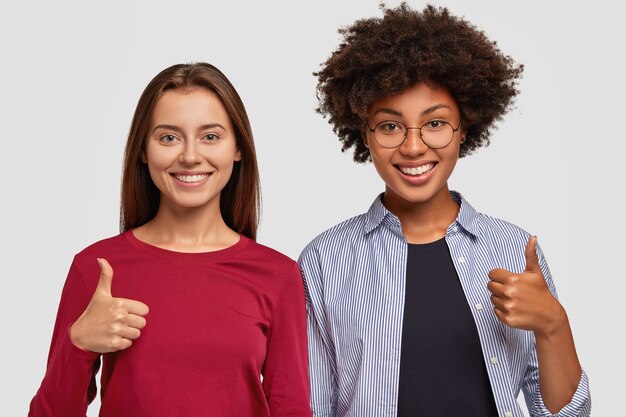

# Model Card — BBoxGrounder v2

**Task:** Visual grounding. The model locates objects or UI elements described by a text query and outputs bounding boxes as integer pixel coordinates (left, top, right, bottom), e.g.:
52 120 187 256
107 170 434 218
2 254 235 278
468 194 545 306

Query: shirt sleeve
522 242 591 417
29 256 101 417
262 262 313 417
298 246 338 417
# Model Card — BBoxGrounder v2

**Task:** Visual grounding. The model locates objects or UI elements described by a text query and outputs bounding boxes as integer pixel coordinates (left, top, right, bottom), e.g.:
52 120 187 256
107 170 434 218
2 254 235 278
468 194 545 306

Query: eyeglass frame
366 119 462 149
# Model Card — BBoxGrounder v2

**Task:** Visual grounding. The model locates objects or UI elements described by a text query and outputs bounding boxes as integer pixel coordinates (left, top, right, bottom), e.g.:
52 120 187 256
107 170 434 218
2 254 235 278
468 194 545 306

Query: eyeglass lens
374 120 455 149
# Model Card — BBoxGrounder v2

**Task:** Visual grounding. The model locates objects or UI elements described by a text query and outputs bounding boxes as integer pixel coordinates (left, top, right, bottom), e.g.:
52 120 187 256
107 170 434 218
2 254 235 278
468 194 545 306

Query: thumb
95 258 114 296
524 236 540 273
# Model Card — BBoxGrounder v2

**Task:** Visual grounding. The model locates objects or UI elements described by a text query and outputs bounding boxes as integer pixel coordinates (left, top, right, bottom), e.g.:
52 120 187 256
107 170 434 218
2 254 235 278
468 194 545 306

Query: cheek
209 143 240 168
144 148 174 187
369 148 396 176
145 151 170 175
440 145 461 166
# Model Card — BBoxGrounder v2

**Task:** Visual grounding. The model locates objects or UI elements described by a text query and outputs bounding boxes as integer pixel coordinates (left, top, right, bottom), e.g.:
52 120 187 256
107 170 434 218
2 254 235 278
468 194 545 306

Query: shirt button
504 412 513 417
475 303 483 310
490 356 498 364
458 256 466 263
451 225 459 233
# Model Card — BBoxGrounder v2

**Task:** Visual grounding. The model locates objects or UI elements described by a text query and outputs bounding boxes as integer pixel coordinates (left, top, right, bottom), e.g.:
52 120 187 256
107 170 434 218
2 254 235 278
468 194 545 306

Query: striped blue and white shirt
298 191 590 417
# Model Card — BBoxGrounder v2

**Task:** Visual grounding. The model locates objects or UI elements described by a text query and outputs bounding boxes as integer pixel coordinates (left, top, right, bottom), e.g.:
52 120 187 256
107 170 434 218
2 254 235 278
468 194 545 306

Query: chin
162 194 220 211
386 182 448 205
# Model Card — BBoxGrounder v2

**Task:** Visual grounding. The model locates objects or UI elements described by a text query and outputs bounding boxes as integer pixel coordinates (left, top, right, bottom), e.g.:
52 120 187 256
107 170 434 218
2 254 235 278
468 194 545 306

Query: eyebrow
151 123 227 134
371 107 403 117
421 104 451 115
371 104 452 118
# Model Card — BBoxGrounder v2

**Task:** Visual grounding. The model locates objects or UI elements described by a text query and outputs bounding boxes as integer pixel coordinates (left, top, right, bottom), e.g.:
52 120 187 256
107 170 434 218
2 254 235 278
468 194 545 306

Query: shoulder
299 212 368 260
477 212 530 235
474 211 532 245
73 232 130 267
241 237 299 274
455 191 531 245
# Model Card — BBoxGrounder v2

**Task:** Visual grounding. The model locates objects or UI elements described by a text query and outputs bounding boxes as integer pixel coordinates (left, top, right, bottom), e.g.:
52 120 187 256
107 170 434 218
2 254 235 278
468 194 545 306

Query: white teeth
399 163 435 176
174 174 210 183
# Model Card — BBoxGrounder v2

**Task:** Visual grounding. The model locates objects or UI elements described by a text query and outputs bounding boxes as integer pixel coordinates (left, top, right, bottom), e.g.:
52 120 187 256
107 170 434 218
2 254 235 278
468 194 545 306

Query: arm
299 249 338 417
262 263 312 417
29 257 149 417
488 237 591 416
29 257 101 417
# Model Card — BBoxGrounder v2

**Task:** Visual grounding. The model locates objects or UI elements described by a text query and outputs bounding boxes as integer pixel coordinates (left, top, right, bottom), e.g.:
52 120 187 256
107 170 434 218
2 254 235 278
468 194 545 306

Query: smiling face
144 88 241 213
365 81 466 208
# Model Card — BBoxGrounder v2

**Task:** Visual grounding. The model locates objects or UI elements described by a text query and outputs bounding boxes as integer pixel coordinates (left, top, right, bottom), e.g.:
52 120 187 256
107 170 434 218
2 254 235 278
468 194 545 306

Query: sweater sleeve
29 256 101 417
262 262 312 417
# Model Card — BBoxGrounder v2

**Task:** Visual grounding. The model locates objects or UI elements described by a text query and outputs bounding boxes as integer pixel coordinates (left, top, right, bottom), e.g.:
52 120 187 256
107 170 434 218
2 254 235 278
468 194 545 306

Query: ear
234 148 242 162
139 150 147 163
459 126 468 144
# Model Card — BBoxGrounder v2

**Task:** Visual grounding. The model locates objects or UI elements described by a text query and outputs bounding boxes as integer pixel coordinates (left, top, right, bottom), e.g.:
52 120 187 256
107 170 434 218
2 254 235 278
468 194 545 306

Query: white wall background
1 0 622 415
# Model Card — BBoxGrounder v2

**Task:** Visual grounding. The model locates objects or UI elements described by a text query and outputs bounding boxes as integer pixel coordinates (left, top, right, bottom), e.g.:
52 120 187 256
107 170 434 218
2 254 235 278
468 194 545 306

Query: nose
400 127 428 156
179 140 201 165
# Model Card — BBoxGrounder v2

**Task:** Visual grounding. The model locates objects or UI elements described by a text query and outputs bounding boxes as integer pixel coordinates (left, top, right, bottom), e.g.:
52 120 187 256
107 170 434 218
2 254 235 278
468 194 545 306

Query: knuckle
503 287 516 299
503 301 515 312
110 323 122 334
110 338 123 351
113 312 126 322
111 337 132 351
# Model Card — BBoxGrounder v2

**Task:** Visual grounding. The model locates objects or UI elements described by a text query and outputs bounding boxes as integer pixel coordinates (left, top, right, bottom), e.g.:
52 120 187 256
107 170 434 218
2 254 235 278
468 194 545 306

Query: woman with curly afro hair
298 4 590 417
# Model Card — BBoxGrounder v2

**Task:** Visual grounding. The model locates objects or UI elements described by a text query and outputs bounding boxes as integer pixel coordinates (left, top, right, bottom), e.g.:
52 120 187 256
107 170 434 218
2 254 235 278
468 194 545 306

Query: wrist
534 303 569 340
69 322 88 351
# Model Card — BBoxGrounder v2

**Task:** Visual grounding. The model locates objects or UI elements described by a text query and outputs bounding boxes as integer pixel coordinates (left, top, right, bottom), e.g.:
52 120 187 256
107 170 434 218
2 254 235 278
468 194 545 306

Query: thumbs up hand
487 236 566 337
69 258 150 353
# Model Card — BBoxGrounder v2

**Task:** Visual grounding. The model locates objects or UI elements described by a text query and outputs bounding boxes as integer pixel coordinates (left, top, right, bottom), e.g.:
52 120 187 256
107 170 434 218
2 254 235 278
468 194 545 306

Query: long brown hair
120 63 261 240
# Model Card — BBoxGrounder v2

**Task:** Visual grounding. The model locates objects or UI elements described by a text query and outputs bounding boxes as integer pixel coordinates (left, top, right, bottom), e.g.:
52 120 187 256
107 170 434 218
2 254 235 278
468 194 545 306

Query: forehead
368 81 460 116
151 88 231 126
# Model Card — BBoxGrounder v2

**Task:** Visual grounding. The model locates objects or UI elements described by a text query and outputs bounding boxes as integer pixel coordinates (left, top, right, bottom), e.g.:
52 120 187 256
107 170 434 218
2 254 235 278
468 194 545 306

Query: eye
377 121 404 134
159 134 178 143
424 120 447 130
203 133 219 141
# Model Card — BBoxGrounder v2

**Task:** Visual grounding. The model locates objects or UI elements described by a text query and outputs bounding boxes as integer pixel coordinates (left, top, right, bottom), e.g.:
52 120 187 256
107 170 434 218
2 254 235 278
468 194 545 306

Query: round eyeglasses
367 120 461 149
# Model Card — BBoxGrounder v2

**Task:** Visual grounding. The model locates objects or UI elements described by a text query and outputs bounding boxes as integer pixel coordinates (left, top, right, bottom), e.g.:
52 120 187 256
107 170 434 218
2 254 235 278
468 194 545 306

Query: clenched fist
487 236 566 337
69 258 149 353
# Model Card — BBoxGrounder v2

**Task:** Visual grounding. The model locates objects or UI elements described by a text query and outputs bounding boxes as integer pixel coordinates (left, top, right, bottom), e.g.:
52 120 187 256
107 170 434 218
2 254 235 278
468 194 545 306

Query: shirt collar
364 193 393 234
448 190 481 238
364 190 482 238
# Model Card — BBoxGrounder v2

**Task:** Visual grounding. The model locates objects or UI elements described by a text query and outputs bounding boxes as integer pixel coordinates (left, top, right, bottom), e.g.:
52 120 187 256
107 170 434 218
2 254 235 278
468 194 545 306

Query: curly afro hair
315 3 523 162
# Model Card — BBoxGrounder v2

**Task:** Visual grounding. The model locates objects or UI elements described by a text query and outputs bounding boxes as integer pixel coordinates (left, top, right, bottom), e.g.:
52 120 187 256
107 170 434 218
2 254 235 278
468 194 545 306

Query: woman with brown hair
29 63 311 417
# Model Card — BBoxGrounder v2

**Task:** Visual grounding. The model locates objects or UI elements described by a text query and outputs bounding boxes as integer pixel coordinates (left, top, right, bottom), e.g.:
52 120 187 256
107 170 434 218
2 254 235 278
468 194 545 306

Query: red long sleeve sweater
29 231 312 417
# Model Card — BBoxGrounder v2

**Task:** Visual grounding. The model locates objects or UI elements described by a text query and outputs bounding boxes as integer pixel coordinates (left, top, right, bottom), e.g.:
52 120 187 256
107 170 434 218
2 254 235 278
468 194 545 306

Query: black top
397 238 499 417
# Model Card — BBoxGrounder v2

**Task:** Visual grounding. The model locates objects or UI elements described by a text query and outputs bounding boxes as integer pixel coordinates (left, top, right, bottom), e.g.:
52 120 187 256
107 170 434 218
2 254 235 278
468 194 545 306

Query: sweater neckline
123 229 250 262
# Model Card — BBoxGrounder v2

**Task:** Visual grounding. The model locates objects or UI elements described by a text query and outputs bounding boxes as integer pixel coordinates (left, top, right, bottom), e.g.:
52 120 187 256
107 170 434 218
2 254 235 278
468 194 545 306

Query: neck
383 184 459 244
134 197 240 253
